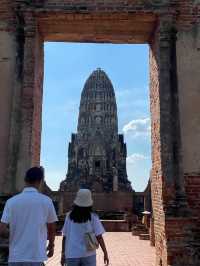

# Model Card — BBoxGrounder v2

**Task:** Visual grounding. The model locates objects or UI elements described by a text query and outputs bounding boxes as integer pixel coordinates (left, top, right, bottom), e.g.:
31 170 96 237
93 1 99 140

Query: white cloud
122 118 151 137
44 169 65 190
127 153 148 164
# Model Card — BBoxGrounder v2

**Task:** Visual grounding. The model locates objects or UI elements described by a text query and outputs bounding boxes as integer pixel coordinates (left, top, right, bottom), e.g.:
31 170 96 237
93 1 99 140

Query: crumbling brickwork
0 1 200 265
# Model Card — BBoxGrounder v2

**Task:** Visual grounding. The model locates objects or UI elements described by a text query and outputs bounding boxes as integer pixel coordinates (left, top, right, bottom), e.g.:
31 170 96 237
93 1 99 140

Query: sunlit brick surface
46 233 155 266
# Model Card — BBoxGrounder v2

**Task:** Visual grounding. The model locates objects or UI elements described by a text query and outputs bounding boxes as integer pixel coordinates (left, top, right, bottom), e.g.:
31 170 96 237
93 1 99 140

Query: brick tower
60 68 132 192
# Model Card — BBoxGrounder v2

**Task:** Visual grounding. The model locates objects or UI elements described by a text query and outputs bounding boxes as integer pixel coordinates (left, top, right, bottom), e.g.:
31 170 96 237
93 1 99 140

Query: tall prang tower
60 68 132 193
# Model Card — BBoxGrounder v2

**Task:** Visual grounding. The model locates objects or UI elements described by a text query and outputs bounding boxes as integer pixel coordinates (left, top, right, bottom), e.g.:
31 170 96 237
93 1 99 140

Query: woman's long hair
69 204 93 223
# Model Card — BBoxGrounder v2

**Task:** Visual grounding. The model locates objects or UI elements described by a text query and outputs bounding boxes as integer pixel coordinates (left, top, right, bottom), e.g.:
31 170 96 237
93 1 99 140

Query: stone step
132 228 148 236
132 223 148 236
139 234 150 240
132 223 146 229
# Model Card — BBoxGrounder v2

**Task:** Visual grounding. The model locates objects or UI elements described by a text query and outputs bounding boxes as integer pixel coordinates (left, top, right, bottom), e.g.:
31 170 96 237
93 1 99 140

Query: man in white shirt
0 166 58 266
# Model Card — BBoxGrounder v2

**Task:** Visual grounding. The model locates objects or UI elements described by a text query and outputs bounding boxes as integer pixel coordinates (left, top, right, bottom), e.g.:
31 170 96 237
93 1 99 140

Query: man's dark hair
24 167 44 184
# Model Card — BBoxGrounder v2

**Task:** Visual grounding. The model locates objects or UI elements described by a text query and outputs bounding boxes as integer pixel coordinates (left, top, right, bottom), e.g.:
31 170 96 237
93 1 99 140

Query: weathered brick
1 1 200 266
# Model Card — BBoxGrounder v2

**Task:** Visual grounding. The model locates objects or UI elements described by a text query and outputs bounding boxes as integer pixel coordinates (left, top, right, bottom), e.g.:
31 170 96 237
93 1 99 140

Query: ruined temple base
59 191 133 215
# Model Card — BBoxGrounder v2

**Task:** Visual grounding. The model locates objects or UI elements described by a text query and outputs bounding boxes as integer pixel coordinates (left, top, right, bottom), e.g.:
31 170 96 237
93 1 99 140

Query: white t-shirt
1 187 58 262
62 213 105 258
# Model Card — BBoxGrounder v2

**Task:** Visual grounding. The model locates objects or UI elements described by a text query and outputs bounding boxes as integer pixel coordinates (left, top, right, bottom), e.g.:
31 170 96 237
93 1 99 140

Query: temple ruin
0 1 200 265
60 68 132 193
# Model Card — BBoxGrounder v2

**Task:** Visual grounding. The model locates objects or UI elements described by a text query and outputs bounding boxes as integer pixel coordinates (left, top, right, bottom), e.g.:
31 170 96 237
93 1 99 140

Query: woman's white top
62 213 105 258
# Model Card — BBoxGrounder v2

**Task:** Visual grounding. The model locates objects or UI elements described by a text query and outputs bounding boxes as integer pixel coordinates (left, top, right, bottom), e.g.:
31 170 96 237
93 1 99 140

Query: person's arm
92 214 109 265
47 222 56 258
61 236 66 266
46 198 58 258
0 201 10 238
0 222 9 238
96 234 109 265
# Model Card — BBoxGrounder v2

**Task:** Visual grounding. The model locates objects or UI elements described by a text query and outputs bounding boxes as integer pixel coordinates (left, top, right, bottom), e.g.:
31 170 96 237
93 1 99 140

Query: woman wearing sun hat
61 189 109 266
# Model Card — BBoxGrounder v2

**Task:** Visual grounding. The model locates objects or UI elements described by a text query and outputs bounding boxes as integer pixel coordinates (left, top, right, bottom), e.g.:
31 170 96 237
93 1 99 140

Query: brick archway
1 1 200 266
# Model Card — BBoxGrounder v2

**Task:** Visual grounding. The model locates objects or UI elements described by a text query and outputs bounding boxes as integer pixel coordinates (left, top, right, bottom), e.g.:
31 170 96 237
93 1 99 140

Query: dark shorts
66 255 96 266
9 263 44 266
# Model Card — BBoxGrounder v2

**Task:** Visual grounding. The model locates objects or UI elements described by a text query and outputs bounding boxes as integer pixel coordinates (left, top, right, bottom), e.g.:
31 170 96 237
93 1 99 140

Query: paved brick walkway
46 232 155 266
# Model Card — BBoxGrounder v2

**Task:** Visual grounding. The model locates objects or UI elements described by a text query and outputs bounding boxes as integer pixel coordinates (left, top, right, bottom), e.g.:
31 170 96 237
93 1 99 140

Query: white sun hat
74 189 93 207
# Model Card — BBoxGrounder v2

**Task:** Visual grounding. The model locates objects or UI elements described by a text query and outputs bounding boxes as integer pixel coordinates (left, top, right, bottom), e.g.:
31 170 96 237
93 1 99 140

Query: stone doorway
1 2 200 266
42 42 150 206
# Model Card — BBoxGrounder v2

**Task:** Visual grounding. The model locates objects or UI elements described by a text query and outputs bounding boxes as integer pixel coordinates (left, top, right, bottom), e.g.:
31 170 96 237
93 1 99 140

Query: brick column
157 17 187 208
0 1 19 195
13 11 44 191
150 18 168 265
150 217 155 247
150 16 192 266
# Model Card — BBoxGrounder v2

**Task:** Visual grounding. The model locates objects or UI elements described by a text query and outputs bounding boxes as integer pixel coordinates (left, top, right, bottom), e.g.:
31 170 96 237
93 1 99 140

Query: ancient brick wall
185 175 200 218
150 1 200 265
175 3 200 265
0 1 200 265
0 0 20 193
150 27 168 265
60 192 133 214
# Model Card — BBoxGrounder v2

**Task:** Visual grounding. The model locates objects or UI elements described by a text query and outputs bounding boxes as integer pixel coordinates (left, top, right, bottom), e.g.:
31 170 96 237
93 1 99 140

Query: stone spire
60 68 132 193
78 68 118 135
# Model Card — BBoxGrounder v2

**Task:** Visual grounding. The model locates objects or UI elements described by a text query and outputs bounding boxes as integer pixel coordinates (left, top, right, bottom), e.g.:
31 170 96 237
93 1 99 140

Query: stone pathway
46 232 155 266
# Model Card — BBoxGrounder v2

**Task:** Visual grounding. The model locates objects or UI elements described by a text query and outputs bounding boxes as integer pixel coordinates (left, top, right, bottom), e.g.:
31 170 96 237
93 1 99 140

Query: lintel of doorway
35 12 156 43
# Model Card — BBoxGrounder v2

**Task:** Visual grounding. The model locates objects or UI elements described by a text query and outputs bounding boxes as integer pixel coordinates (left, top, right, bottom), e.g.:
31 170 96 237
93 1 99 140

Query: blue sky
41 42 151 192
